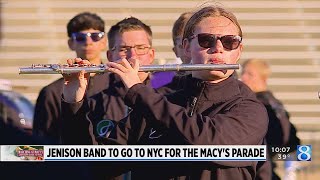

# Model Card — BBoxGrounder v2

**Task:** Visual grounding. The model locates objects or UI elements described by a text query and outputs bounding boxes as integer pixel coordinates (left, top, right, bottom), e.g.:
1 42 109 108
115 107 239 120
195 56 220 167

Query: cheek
75 46 84 53
73 43 82 49
191 50 206 64
227 51 240 64
177 48 184 57
241 74 251 83
137 56 151 65
93 42 103 50
244 78 253 85
110 53 121 61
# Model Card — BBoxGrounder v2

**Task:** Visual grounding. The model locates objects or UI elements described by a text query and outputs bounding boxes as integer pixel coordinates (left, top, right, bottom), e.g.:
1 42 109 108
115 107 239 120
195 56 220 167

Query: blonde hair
242 59 271 80
183 5 242 41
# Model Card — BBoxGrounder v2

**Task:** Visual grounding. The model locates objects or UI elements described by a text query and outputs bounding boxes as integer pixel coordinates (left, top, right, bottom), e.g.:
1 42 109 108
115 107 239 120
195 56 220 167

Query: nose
126 47 137 59
85 35 93 44
209 39 224 53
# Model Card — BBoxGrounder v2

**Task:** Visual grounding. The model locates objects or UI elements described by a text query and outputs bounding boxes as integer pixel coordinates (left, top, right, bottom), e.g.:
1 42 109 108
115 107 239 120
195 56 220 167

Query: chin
209 70 228 77
193 71 220 81
85 54 97 60
202 71 231 82
85 55 94 60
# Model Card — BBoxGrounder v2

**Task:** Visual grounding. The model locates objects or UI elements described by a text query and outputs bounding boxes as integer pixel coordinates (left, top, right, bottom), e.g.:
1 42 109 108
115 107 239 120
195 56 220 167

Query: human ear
172 47 179 58
68 39 75 51
147 48 155 64
107 50 113 62
182 38 191 60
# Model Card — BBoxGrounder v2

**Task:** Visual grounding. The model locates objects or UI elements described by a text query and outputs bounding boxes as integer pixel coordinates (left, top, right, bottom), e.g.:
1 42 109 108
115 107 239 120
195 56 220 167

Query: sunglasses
189 33 242 50
71 32 105 42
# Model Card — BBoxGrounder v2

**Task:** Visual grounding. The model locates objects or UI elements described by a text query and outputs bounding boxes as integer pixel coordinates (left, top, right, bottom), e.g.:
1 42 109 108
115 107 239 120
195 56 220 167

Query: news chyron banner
1 145 266 162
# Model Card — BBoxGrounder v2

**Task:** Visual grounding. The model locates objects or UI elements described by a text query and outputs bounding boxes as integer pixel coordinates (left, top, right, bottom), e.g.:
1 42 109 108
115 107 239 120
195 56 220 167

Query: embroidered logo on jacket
149 128 163 139
96 120 115 138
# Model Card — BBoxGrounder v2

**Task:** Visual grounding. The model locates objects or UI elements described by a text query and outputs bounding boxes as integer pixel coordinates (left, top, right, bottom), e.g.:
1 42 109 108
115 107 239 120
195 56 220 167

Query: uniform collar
184 75 241 103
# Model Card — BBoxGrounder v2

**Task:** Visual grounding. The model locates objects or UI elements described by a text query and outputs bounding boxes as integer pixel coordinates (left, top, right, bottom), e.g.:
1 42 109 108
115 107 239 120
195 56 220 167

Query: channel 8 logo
297 145 312 161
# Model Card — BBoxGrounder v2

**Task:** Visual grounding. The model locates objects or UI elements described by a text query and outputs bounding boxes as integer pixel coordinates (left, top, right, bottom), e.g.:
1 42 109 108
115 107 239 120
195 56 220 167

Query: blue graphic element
96 120 115 137
297 145 311 161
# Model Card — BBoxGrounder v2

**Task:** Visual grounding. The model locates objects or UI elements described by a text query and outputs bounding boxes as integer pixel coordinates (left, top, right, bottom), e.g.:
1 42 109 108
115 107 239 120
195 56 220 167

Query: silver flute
19 64 240 74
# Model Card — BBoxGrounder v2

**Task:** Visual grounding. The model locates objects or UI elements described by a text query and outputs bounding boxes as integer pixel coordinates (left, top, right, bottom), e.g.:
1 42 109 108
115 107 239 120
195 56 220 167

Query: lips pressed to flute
19 64 240 75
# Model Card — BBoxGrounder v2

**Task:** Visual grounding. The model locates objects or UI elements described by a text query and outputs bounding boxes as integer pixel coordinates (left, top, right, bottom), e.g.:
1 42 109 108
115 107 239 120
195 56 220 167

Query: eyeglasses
189 33 242 50
111 45 151 56
71 32 105 42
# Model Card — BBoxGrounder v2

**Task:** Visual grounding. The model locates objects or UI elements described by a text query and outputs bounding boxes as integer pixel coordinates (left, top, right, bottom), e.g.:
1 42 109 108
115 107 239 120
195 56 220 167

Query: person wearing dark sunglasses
31 12 110 180
71 31 105 43
189 33 242 50
33 12 109 144
106 5 269 180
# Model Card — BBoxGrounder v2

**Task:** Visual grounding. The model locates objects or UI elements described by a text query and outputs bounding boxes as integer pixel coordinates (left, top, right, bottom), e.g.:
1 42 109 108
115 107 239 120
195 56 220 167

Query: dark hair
107 17 152 48
183 5 242 42
67 12 105 37
172 12 193 45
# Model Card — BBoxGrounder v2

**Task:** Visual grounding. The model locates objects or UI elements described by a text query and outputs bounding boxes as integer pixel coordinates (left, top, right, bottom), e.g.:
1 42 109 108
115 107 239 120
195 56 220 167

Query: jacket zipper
188 97 198 117
188 82 206 117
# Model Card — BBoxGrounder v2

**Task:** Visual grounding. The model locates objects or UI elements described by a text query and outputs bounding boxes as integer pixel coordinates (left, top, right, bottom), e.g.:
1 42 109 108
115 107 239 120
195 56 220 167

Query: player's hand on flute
107 58 141 89
62 58 90 102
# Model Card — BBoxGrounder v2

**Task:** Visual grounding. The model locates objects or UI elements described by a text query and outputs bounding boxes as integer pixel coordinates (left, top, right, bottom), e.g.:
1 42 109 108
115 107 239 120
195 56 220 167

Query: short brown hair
107 17 152 49
172 12 193 45
67 12 105 38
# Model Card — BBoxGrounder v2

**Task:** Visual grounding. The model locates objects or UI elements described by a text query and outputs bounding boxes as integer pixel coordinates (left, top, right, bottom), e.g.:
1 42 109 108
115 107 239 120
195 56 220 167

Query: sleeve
287 123 301 153
124 84 269 146
264 104 287 148
60 98 97 145
33 87 61 142
264 95 300 153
